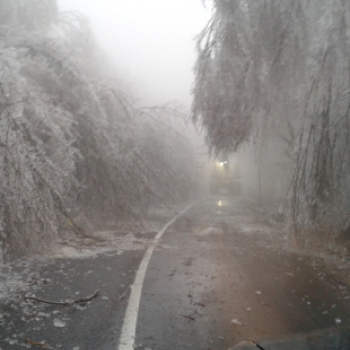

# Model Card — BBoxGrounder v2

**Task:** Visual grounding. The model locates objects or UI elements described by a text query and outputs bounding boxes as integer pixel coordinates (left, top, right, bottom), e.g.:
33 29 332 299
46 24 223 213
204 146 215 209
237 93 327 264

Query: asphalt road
135 198 350 350
1 197 350 350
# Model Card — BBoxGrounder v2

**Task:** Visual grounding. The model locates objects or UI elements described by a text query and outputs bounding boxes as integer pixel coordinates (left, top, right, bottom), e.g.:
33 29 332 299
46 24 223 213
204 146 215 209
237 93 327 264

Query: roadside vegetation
0 0 197 260
193 0 350 253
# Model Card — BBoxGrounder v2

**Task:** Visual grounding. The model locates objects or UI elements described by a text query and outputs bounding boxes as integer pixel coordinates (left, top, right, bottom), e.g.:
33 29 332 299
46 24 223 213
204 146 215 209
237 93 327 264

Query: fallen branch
24 289 99 306
118 292 126 300
24 339 51 349
193 302 205 307
244 339 267 350
182 314 195 321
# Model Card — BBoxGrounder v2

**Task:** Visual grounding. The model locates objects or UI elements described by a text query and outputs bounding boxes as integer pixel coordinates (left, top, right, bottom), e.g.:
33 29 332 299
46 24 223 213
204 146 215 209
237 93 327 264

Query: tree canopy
193 0 350 233
0 0 197 259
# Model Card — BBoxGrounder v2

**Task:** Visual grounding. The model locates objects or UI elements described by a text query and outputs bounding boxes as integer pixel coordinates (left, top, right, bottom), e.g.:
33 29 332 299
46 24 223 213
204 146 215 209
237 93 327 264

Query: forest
0 0 197 260
2 0 350 260
193 0 350 248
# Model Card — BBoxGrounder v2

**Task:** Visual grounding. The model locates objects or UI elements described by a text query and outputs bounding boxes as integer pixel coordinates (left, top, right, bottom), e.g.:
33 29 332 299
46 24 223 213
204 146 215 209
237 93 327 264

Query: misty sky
57 0 212 109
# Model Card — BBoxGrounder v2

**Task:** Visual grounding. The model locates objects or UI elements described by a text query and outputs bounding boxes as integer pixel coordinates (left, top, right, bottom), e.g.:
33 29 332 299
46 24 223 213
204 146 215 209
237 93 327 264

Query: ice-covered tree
0 0 197 259
193 0 350 237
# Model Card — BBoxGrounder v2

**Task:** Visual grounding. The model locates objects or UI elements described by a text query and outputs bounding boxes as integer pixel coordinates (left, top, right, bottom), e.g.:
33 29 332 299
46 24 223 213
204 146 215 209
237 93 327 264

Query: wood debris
24 289 100 306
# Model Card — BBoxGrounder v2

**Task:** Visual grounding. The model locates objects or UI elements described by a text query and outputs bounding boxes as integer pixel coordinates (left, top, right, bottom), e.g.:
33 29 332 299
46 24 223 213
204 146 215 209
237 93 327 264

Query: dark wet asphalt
135 198 350 350
1 197 350 350
0 250 144 350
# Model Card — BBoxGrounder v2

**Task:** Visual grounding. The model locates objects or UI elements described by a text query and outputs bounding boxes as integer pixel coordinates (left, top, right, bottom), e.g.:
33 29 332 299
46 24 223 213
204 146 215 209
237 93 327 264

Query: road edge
117 202 195 350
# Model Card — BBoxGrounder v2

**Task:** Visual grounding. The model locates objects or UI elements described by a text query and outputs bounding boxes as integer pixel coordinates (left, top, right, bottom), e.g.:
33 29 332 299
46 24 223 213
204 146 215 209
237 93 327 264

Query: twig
193 302 205 307
24 289 99 306
24 339 51 349
244 339 267 350
118 292 126 300
182 314 195 321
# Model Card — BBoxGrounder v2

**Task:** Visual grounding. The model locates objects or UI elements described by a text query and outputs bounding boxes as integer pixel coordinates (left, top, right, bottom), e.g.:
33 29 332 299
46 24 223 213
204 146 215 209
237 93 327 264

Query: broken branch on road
182 314 195 321
24 289 100 306
23 339 54 349
193 302 205 307
244 339 267 350
118 292 126 300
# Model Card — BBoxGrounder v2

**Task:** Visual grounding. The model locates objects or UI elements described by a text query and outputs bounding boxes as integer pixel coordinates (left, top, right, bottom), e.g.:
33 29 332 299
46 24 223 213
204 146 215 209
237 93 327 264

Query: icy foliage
0 0 58 31
0 0 197 260
193 0 350 233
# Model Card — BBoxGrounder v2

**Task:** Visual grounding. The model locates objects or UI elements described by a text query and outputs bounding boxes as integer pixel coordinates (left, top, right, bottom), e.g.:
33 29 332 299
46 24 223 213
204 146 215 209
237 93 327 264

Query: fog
2 4 350 348
4 0 350 262
57 0 212 108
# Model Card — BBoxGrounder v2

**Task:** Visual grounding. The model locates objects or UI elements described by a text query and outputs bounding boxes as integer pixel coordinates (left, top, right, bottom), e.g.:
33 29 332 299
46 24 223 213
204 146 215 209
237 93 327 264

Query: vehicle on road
209 155 241 195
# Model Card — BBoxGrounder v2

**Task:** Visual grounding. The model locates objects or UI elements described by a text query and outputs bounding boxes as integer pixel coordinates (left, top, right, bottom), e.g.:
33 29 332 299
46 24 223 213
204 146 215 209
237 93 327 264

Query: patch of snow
194 226 222 236
58 246 79 256
53 319 67 328
7 339 17 345
75 304 87 311
230 319 242 325
0 261 40 302
52 234 151 259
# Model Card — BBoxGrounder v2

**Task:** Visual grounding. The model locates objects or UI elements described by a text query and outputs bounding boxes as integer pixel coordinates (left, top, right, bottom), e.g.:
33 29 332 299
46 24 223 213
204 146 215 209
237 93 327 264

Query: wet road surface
0 250 143 350
135 198 350 350
1 197 350 350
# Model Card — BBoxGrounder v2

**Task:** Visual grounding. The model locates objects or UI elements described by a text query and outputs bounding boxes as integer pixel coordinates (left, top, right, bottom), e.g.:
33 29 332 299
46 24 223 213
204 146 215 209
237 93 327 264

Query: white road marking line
117 203 194 350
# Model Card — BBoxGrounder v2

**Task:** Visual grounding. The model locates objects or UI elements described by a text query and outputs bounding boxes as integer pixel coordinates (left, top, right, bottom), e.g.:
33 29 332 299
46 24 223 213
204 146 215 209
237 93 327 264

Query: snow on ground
1 199 350 305
0 258 43 309
0 205 180 302
0 234 150 302
53 233 153 258
0 266 29 301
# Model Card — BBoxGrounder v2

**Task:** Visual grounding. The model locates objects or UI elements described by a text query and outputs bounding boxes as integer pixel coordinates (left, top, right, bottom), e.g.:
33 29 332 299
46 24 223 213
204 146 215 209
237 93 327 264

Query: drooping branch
193 0 350 233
